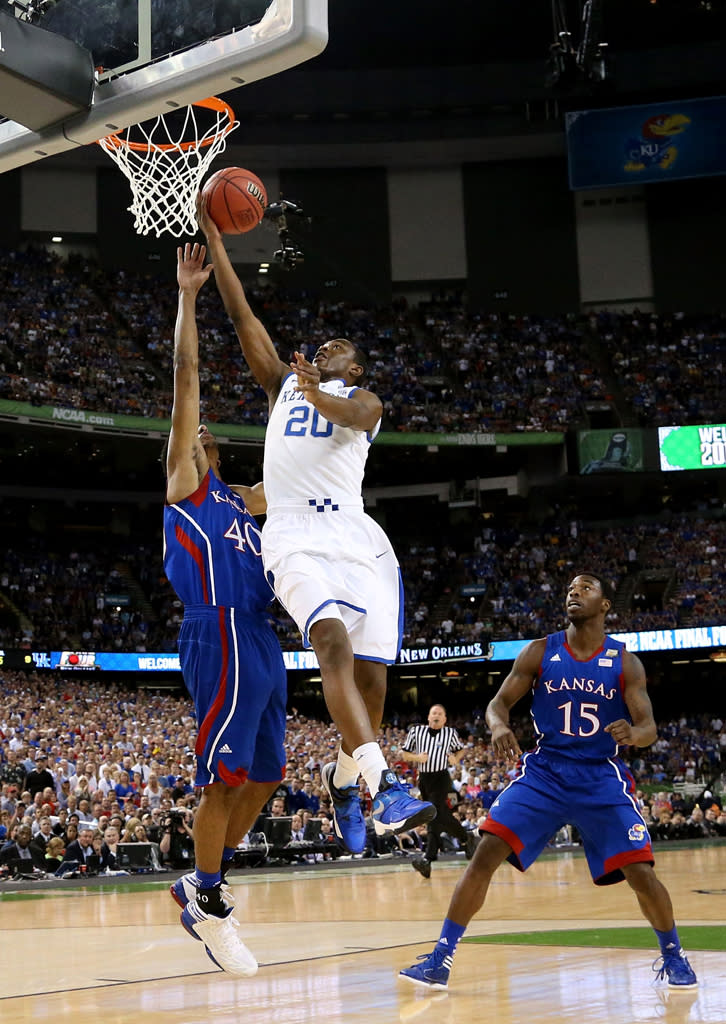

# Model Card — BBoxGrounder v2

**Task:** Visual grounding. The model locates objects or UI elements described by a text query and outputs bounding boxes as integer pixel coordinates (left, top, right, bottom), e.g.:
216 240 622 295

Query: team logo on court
628 823 648 842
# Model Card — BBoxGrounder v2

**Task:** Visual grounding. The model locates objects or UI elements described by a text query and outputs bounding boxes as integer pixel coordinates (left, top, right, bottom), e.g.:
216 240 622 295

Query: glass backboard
0 0 327 172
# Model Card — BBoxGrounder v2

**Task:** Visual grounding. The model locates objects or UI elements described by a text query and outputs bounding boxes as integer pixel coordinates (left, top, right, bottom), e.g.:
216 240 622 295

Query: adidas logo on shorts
219 743 233 754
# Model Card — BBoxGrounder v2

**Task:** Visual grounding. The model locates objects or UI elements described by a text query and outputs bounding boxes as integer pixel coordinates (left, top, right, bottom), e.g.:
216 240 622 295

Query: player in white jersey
197 196 435 852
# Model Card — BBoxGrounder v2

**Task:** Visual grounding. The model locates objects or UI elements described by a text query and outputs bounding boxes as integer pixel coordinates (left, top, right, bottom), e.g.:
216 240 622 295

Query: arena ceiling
317 0 726 69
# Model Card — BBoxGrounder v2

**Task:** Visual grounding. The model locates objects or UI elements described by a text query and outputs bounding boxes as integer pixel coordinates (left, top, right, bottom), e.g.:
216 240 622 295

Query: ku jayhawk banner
566 95 726 189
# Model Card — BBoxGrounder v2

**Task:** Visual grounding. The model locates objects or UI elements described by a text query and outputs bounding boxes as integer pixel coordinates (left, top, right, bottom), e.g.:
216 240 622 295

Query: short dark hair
334 338 368 380
568 571 615 605
350 343 368 379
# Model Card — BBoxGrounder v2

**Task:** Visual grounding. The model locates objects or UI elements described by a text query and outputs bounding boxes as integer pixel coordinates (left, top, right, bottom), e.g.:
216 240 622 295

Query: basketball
201 166 267 234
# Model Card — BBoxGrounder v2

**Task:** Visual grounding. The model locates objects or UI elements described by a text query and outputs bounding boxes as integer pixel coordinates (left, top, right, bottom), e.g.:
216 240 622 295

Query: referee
401 704 477 878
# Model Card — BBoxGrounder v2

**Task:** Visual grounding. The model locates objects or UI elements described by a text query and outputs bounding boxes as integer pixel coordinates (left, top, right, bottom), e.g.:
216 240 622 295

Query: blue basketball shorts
178 604 287 788
482 750 653 885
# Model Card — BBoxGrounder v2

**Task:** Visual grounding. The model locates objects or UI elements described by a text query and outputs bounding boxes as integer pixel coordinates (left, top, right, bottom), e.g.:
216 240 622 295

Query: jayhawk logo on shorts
628 823 649 843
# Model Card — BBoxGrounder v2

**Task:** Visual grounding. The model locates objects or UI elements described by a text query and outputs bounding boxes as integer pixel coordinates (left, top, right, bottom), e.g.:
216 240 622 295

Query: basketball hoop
97 97 238 238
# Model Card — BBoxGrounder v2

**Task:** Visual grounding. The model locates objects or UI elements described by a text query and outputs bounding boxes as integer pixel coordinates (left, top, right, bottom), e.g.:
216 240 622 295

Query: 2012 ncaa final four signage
658 424 726 472
8 625 726 672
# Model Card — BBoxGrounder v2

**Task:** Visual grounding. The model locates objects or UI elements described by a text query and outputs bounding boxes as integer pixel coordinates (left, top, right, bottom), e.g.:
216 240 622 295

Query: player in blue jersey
164 242 287 978
196 198 434 855
400 572 698 992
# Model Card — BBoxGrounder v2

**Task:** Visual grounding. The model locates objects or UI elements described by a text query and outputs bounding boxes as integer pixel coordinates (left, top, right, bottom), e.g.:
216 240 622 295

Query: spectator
43 836 66 873
159 809 195 869
101 824 121 871
63 826 97 868
24 754 54 799
0 823 46 870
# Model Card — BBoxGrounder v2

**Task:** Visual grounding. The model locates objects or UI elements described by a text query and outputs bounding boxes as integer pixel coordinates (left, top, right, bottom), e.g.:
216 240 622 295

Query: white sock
333 749 360 790
352 742 389 796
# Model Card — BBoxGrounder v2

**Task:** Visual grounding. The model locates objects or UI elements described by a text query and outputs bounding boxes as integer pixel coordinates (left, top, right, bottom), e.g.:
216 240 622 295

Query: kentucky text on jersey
263 373 379 513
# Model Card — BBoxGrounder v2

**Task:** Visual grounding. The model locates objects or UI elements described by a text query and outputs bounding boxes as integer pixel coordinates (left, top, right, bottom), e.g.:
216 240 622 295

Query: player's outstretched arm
196 194 288 400
229 481 267 516
166 243 213 505
605 651 657 748
486 639 545 760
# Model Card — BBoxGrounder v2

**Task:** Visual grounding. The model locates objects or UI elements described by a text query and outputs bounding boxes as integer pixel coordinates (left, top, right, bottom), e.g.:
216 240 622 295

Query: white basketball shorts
261 508 403 664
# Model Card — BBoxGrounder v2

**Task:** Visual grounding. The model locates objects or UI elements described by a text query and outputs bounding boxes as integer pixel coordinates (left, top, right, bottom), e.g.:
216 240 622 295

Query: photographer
159 808 195 869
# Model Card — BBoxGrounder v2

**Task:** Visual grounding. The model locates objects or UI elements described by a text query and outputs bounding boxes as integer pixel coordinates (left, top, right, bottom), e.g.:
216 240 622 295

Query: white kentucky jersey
264 372 379 513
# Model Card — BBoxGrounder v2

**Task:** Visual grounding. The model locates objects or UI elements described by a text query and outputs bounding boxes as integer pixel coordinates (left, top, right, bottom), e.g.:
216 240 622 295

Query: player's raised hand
290 351 321 395
490 724 521 762
176 242 213 294
605 719 635 745
195 192 221 242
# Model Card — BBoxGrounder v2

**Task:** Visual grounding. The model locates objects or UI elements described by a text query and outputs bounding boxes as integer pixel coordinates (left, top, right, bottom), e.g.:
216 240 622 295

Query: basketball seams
202 167 266 235
224 180 257 231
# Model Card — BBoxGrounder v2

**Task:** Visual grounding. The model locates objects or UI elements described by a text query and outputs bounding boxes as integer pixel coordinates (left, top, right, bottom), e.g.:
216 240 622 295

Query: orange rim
97 96 237 153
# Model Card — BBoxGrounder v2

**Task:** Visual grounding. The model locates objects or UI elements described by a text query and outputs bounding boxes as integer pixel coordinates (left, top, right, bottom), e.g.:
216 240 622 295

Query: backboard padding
0 0 327 173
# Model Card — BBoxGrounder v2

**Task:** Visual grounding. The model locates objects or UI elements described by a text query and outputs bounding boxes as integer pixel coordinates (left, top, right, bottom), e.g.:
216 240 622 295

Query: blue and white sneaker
180 900 257 977
399 947 452 990
371 771 436 836
321 761 366 853
653 948 698 989
170 872 234 910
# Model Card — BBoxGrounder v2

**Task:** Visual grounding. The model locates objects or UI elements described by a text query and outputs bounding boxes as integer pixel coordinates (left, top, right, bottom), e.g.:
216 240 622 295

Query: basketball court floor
2 843 725 1023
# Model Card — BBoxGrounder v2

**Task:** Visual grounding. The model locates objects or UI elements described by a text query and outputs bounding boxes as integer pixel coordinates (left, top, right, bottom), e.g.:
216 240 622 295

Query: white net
97 98 238 238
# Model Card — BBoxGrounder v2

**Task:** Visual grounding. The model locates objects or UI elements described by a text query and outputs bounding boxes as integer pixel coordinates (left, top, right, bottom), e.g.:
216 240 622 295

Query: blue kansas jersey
531 631 629 760
163 470 271 616
483 629 652 884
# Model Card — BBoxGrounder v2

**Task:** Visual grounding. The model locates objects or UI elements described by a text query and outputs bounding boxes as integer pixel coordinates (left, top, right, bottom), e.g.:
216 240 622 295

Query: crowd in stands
1 246 725 662
1 672 724 878
1 496 724 653
1 247 725 435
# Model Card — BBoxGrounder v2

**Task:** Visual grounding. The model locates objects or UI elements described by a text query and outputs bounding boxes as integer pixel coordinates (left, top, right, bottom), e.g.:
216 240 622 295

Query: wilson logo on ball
202 166 267 235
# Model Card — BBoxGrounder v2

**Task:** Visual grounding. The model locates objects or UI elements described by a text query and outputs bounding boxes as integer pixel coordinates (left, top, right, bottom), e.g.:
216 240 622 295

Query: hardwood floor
2 844 724 1023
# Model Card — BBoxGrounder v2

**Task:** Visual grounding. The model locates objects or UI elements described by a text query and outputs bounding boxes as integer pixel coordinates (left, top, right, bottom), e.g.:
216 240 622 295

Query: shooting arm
197 197 288 396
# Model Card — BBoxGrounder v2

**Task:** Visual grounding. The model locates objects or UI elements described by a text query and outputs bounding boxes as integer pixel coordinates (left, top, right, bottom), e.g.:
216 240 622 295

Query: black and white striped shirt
402 725 464 774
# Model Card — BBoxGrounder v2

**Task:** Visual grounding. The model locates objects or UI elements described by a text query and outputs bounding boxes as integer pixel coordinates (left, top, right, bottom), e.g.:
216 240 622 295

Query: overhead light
259 262 269 268
258 267 268 274
51 235 62 243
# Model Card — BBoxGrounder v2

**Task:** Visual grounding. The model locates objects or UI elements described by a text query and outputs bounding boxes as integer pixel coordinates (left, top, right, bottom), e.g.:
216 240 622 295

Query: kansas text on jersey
163 470 271 615
531 631 629 760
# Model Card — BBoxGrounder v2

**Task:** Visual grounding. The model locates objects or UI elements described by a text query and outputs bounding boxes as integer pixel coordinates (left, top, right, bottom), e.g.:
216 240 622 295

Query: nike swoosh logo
375 551 387 558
